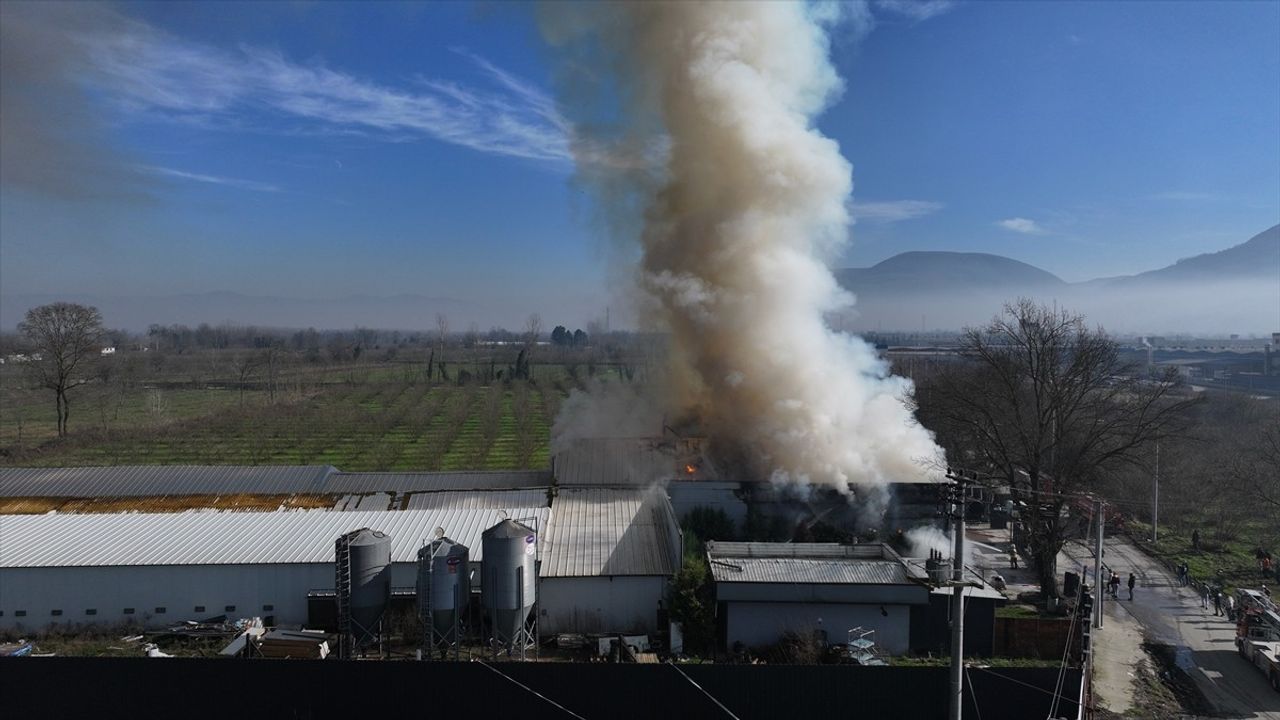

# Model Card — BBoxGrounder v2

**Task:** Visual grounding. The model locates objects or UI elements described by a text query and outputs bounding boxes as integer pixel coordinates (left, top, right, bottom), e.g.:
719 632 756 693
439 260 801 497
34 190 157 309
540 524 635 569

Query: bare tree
524 313 542 347
19 302 104 436
262 343 286 404
918 299 1198 598
233 352 262 408
435 313 450 351
1229 404 1280 510
523 313 542 380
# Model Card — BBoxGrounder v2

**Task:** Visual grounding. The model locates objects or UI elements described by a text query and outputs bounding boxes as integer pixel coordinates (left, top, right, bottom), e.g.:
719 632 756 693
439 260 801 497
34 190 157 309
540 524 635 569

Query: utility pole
946 468 970 720
1151 441 1159 543
1093 497 1105 630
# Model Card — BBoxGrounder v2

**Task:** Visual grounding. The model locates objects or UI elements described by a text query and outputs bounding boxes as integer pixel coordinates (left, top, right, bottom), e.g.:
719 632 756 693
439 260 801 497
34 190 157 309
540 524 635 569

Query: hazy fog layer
841 279 1280 337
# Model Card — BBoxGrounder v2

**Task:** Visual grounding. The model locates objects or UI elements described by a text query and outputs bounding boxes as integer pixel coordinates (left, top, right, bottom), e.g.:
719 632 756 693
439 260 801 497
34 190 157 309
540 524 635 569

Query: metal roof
331 490 551 512
0 465 337 498
541 488 682 578
706 542 925 585
0 507 549 568
553 438 698 486
402 489 551 510
321 470 553 493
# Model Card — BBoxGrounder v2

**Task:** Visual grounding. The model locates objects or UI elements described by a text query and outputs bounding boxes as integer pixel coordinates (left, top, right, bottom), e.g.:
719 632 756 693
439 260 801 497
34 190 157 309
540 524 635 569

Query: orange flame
684 464 697 475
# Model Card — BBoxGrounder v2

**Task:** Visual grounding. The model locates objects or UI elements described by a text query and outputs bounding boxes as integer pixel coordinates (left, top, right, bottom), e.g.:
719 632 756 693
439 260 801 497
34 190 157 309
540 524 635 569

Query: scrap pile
254 629 331 659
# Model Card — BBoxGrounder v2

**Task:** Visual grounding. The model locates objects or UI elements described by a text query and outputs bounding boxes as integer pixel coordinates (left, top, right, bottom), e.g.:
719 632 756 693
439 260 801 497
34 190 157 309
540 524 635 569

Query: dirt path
1065 536 1280 719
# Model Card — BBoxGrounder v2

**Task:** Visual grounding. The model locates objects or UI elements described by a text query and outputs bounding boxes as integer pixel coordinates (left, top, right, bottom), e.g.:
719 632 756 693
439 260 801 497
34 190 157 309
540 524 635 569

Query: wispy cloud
141 165 280 193
1148 191 1214 202
997 217 1047 235
874 0 957 22
851 199 943 223
76 14 571 165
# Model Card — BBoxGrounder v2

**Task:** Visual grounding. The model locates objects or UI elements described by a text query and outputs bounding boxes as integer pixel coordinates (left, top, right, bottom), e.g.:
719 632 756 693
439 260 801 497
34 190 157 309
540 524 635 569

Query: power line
964 667 984 720
475 660 588 720
666 662 742 720
972 668 1093 714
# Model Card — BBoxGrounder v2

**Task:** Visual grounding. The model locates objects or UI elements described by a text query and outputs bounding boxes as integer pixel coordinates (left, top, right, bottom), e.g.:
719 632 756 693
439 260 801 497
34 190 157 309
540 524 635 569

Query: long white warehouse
0 507 548 630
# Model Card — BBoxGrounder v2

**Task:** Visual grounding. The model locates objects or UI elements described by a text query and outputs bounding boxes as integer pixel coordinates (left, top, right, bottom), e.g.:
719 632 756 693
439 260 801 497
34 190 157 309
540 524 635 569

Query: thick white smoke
541 2 944 487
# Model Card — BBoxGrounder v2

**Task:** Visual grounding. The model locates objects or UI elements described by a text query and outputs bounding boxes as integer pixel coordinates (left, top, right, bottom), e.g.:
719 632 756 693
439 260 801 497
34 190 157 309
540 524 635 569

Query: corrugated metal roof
541 487 681 578
0 507 549 568
706 542 924 585
0 466 337 498
331 489 551 512
322 470 552 493
553 437 704 486
402 489 551 510
708 558 910 585
706 542 893 560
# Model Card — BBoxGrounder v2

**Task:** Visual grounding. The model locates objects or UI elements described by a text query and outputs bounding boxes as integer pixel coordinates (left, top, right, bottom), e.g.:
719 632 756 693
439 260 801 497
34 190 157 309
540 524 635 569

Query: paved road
1064 536 1280 719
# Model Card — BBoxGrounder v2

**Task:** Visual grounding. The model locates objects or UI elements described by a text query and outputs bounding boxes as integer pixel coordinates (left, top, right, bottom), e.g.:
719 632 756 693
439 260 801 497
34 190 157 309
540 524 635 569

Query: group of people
1175 561 1192 586
1103 570 1138 601
1199 583 1236 619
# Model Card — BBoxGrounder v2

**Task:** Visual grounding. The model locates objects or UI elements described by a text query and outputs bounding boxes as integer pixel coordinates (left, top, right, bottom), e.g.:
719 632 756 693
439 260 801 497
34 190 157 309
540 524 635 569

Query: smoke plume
541 3 944 487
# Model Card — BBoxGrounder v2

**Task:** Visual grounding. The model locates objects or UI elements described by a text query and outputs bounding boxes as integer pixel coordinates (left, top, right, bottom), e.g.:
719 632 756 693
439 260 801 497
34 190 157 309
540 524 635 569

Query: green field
1 368 567 470
1126 519 1279 593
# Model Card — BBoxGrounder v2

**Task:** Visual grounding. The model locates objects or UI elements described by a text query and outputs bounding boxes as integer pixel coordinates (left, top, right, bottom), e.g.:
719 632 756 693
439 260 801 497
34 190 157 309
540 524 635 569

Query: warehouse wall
0 562 420 631
539 576 666 635
668 483 748 526
723 601 912 654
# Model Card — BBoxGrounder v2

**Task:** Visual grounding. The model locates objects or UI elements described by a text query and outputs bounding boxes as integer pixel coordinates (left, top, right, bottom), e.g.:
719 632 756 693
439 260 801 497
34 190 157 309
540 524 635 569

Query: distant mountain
835 251 1066 295
1106 223 1280 285
834 224 1280 334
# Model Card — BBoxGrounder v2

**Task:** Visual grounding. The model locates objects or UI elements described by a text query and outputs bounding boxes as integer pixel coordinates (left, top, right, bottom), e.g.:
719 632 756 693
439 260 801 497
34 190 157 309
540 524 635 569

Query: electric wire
667 661 742 720
1047 503 1090 718
973 668 1093 714
964 666 984 720
475 659 588 720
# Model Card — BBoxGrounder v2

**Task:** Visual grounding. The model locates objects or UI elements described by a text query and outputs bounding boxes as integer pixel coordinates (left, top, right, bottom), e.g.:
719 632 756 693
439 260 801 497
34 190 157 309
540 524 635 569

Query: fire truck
1234 589 1280 692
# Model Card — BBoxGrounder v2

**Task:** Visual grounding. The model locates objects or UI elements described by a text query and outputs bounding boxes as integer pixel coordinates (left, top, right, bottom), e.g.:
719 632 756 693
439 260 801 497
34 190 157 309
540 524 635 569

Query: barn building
706 541 932 654
540 487 682 635
0 507 548 630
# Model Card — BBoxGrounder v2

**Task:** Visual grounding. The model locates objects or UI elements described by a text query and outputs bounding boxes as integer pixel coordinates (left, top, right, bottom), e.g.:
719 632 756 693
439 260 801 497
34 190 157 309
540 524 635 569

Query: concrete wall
723 601 913 654
0 562 419 631
539 576 666 635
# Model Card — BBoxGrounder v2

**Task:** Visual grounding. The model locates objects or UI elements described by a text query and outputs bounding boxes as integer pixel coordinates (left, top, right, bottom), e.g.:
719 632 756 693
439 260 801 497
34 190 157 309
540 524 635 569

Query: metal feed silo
417 536 470 655
335 528 392 657
481 519 537 657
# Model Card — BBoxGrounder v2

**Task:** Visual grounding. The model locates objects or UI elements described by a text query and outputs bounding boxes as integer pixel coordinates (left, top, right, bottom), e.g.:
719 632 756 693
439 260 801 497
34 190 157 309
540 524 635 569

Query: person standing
1213 588 1222 616
1128 573 1136 601
1200 584 1210 610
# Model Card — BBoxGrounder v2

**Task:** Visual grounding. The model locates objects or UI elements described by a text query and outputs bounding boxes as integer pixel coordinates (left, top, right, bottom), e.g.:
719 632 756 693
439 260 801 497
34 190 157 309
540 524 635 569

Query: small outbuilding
707 542 931 655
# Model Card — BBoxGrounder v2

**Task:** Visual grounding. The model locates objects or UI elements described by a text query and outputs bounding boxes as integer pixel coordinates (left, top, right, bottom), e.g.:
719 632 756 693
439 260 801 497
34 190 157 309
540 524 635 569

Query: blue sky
1 0 1277 329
